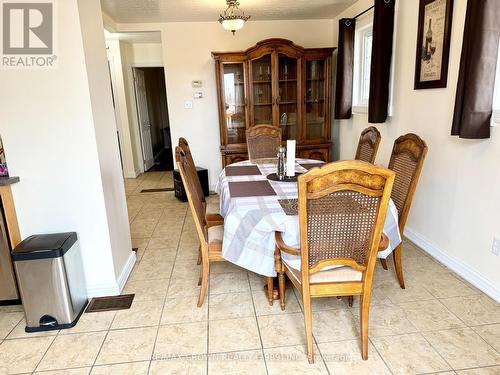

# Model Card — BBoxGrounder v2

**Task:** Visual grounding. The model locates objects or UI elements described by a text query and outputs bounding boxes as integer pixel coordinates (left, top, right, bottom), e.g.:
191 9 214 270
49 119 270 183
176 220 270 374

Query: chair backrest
175 146 207 245
246 125 282 160
178 137 206 204
388 134 428 230
355 126 381 164
297 161 395 282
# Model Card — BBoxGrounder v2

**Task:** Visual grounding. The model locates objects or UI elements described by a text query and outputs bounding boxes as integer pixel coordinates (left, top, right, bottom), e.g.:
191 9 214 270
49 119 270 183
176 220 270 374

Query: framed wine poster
414 0 454 89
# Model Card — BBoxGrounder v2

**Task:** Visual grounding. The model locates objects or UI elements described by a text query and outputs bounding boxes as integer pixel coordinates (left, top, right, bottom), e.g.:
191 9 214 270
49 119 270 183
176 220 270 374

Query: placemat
279 198 298 215
225 165 262 177
299 162 326 170
229 180 276 198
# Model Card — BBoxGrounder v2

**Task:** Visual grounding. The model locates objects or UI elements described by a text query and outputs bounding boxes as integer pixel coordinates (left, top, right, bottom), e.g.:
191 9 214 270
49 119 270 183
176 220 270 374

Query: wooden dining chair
355 126 381 164
274 160 395 363
178 138 224 227
246 124 282 161
175 146 224 307
379 134 428 289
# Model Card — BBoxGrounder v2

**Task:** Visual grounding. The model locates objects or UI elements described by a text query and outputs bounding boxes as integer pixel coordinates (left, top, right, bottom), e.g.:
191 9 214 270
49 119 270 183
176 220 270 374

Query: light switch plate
193 92 203 99
192 80 202 88
493 237 500 256
184 100 193 109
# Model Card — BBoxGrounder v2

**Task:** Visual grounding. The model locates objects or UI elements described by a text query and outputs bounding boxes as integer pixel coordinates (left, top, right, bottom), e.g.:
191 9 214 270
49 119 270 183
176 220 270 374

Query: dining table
215 158 402 279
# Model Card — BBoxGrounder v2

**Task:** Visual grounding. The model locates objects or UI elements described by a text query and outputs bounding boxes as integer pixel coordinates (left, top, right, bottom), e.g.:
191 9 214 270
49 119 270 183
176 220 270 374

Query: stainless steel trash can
12 232 88 332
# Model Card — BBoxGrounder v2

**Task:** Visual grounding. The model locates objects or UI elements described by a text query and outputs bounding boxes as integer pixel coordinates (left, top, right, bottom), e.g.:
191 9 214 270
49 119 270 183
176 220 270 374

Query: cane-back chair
379 134 428 288
355 126 381 164
246 125 282 161
275 161 395 362
178 138 224 227
175 146 224 307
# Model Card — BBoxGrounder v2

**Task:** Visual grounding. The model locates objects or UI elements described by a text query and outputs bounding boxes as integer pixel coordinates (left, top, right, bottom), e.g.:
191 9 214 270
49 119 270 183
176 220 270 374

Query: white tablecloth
215 159 401 277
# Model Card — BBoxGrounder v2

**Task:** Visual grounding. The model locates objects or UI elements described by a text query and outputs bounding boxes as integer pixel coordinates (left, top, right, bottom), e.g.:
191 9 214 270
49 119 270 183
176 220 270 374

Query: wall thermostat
193 92 203 99
192 80 202 88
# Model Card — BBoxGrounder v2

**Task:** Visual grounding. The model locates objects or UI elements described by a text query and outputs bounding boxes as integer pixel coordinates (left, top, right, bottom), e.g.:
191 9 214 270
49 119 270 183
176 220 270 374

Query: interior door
133 68 154 171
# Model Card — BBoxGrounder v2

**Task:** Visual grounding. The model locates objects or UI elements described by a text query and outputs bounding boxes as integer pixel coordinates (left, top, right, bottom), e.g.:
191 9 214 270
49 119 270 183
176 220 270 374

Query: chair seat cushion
282 257 362 284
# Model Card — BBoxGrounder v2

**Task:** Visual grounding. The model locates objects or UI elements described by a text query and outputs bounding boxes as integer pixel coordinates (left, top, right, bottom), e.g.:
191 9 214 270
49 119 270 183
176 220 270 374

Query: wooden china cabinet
212 39 335 166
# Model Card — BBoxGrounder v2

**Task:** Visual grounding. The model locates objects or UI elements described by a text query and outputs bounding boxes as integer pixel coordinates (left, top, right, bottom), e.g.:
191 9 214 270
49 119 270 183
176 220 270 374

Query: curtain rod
353 5 374 19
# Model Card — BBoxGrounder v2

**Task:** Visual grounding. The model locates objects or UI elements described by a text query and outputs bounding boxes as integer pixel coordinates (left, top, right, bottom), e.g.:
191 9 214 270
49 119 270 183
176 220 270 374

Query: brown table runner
229 180 276 198
225 165 262 177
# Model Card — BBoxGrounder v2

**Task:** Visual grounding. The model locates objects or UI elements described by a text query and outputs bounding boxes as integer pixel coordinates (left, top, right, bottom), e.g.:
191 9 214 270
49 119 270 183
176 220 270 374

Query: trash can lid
11 232 78 261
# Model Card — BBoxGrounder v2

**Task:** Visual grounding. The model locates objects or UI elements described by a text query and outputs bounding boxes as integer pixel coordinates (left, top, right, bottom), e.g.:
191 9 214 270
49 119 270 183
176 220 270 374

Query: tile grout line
1 314 24 342
289 280 332 374
368 335 395 375
148 203 188 373
30 333 58 374
246 272 270 375
5 178 500 374
418 328 456 372
91 189 180 372
88 309 118 370
206 255 211 375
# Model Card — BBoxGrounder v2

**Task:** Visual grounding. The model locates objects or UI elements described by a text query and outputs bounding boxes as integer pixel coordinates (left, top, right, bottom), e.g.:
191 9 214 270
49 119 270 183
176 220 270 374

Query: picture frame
414 0 454 89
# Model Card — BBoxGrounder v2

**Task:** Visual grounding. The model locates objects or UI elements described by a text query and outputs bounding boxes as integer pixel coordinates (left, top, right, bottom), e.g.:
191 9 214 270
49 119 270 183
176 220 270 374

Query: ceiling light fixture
218 0 250 35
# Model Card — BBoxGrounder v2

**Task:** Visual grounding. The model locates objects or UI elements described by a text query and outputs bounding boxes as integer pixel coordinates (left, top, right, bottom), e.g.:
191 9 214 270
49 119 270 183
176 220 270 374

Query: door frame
128 63 165 174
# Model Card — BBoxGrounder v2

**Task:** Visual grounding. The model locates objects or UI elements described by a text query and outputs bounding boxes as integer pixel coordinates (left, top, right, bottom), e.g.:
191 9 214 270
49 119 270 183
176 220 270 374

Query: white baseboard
124 169 141 178
123 172 137 178
117 251 137 293
86 251 137 298
405 227 500 303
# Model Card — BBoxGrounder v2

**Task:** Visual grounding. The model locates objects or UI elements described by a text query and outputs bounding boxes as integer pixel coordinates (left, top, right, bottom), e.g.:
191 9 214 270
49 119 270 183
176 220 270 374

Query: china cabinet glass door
251 54 273 125
277 54 299 140
222 63 247 144
305 60 327 140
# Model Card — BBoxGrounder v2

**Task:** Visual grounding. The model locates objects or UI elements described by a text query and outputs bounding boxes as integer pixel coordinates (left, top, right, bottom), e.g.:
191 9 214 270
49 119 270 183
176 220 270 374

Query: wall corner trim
86 283 120 298
85 251 136 298
117 251 137 293
405 227 500 303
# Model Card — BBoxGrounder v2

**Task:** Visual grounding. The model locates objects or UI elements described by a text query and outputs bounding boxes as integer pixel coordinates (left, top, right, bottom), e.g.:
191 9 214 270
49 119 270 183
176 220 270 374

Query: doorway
133 67 173 172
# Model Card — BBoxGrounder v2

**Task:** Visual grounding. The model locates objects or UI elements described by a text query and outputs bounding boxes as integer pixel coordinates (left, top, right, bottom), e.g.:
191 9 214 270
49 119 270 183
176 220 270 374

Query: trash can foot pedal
25 301 87 332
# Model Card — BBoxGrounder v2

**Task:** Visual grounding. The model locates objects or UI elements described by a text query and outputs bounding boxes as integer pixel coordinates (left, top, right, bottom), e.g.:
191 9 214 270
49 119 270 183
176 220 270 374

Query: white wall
106 40 137 178
117 20 335 188
334 0 500 300
126 43 164 66
77 0 134 285
0 0 134 297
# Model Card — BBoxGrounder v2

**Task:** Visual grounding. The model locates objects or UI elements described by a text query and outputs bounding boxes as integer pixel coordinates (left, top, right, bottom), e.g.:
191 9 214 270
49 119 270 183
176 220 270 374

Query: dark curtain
335 18 356 119
451 0 500 139
368 0 396 123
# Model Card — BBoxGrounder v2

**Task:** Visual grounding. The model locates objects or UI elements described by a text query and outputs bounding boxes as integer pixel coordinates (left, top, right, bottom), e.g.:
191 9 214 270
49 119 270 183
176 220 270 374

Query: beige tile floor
0 171 499 374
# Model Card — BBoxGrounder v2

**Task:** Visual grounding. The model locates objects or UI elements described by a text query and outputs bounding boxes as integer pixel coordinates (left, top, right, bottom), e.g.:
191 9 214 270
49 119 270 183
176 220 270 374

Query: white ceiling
101 0 357 24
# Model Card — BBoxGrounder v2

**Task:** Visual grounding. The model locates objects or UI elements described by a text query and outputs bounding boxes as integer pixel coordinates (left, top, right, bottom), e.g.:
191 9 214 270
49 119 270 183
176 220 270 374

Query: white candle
286 140 296 177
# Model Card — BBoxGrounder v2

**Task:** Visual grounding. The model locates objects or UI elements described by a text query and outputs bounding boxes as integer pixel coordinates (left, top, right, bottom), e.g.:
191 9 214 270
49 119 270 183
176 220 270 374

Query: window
352 13 374 113
492 39 500 126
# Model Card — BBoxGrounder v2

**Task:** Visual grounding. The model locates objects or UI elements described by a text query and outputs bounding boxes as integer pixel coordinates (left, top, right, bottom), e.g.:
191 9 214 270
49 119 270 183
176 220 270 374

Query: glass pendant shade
219 0 250 35
222 19 245 32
